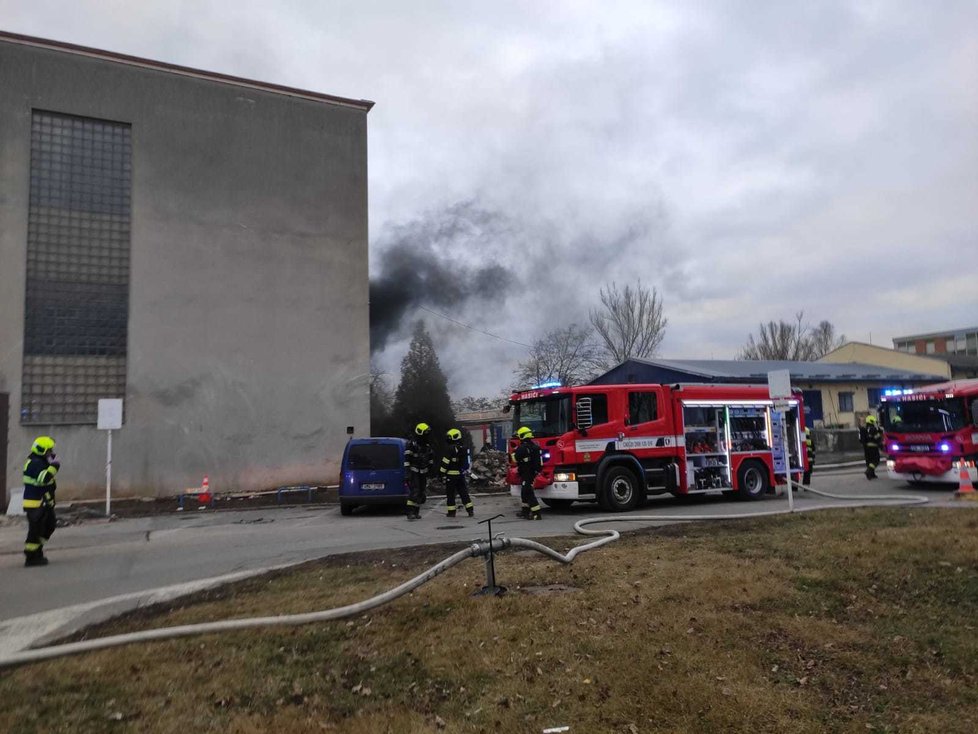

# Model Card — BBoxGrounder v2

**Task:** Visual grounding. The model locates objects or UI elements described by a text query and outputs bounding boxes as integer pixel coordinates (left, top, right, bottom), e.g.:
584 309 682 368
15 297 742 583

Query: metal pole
782 411 794 512
105 429 112 517
474 513 506 597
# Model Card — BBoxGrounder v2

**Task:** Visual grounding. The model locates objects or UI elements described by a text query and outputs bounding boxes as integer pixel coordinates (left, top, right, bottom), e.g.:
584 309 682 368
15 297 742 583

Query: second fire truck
507 382 807 511
879 378 978 485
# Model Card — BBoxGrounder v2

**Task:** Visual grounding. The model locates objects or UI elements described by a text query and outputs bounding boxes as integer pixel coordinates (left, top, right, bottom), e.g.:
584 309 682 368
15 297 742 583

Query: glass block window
21 111 132 425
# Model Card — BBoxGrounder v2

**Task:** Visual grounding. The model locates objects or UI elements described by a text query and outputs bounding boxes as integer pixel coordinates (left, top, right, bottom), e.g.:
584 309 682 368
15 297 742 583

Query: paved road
0 468 961 655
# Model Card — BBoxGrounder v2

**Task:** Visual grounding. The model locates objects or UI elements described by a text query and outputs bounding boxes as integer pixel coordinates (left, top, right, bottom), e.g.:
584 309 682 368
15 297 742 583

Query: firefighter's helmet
516 426 534 439
865 415 877 425
447 428 462 442
32 436 55 456
415 422 431 436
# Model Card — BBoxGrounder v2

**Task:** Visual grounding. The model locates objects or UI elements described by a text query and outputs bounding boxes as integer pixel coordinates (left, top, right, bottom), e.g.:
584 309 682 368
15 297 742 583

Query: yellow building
820 342 951 379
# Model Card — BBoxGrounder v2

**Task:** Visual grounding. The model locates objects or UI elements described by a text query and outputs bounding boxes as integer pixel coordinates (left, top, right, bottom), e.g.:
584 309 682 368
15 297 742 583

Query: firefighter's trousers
445 475 473 515
863 446 880 478
803 458 814 485
520 477 541 514
25 505 56 558
406 473 428 511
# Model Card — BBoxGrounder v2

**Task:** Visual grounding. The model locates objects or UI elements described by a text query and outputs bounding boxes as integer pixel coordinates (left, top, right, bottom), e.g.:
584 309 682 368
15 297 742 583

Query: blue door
801 390 823 423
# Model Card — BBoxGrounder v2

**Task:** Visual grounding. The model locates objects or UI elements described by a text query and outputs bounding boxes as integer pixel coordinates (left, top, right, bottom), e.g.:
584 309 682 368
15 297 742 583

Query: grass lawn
1 507 977 733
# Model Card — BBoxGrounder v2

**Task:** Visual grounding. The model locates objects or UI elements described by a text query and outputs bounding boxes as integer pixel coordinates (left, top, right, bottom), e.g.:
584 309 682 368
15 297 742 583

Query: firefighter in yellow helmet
802 426 816 485
22 436 61 566
404 422 434 520
859 414 881 479
513 426 543 520
440 428 474 518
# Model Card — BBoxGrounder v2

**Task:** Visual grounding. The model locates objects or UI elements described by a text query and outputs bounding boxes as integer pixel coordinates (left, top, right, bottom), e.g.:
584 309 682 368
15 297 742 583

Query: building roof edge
0 30 375 112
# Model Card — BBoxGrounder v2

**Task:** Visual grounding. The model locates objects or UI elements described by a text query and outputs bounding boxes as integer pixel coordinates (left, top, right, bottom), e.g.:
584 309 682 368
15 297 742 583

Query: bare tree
512 324 604 389
740 312 846 360
589 280 668 366
809 320 846 358
452 395 503 413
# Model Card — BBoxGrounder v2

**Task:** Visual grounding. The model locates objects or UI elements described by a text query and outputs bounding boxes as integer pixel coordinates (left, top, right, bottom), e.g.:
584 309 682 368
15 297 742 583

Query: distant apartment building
893 327 978 356
892 327 978 379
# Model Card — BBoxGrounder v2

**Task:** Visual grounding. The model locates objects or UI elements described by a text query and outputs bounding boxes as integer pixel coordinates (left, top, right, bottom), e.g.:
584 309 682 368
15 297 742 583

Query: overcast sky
4 1 977 398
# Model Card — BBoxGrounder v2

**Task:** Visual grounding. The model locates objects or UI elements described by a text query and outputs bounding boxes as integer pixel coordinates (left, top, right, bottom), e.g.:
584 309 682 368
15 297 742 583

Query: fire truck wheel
340 502 355 516
736 461 769 500
601 465 642 512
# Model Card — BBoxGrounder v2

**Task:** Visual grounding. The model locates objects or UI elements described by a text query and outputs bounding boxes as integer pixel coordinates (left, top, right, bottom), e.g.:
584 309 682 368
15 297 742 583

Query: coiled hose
0 482 928 669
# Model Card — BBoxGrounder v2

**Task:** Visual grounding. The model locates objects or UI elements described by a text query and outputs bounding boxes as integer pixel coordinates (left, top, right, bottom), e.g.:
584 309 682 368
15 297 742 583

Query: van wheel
340 502 354 516
737 461 769 500
601 466 642 512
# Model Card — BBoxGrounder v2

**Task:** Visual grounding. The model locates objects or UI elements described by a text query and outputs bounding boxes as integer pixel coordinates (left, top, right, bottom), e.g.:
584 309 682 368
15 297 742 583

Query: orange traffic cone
198 474 212 508
954 461 976 500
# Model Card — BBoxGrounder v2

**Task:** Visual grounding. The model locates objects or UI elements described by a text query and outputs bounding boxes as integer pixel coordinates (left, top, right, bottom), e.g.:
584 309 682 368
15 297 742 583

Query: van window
346 444 401 470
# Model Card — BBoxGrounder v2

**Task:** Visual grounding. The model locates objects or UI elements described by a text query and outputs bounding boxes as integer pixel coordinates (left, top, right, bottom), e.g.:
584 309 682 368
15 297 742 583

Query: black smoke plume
370 202 514 352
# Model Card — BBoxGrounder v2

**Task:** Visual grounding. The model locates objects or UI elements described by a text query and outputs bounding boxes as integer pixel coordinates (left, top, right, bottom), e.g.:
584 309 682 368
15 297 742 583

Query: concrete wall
0 39 370 500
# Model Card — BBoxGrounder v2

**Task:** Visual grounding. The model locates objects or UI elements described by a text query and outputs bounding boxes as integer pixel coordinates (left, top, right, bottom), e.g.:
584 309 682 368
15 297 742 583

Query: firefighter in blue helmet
22 436 60 566
440 428 474 518
512 426 543 520
859 415 882 479
404 422 434 520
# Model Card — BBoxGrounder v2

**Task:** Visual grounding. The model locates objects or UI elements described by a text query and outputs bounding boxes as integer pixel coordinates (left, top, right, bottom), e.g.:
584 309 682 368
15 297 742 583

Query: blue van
338 437 409 516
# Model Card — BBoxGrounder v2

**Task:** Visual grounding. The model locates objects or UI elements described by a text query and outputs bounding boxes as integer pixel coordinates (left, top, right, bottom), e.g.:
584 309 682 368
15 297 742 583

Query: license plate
361 483 385 490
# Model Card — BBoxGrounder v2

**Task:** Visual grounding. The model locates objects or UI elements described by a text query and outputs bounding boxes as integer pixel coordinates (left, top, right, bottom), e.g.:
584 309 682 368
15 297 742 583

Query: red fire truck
506 383 807 511
879 378 978 485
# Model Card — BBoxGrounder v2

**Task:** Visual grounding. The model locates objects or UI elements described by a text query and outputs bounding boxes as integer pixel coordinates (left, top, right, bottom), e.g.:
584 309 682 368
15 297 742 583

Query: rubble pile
468 449 509 491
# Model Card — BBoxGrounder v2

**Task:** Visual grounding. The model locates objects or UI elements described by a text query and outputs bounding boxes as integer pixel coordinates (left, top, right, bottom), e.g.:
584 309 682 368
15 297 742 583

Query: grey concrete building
0 32 373 505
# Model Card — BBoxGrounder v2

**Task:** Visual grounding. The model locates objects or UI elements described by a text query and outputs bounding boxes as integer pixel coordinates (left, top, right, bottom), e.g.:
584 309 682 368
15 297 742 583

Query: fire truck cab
879 378 978 485
507 383 807 511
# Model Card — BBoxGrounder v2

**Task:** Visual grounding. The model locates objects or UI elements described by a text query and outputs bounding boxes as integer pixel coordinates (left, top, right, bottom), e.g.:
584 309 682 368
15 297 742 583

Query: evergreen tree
369 368 397 437
391 321 458 448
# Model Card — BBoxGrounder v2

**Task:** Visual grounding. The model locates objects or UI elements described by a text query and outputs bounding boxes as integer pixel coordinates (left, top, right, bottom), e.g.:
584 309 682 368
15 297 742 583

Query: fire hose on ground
0 482 929 670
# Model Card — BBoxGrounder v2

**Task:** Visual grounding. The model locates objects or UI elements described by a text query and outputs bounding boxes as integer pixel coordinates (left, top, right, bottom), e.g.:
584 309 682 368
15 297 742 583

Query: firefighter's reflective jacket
440 444 469 477
513 438 542 481
404 438 434 475
23 455 59 509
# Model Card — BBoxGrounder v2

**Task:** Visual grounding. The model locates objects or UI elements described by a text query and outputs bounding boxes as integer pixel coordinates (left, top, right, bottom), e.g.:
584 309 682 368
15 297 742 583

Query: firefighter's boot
517 506 530 519
467 507 475 517
446 508 456 518
529 512 542 521
24 550 48 567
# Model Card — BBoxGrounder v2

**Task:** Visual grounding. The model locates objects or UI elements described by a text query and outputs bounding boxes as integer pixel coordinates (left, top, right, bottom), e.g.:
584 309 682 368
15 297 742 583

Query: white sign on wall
98 399 123 430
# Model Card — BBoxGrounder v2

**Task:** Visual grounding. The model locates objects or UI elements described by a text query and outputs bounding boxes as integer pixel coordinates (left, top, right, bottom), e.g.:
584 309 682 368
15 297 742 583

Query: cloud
5 0 976 393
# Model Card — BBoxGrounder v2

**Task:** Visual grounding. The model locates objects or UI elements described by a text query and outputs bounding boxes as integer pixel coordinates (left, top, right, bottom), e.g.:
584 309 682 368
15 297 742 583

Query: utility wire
418 305 533 349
